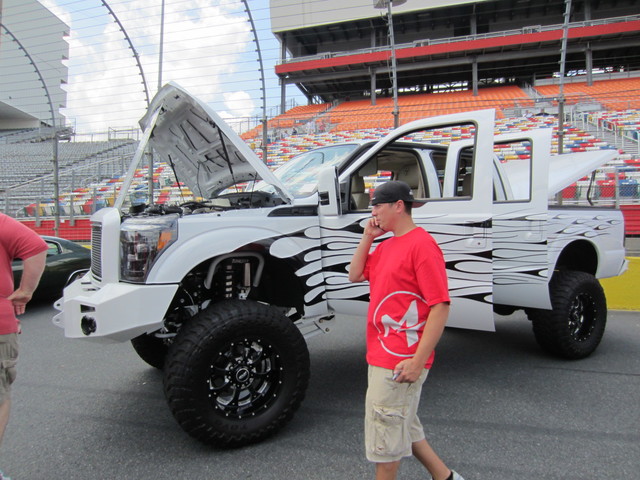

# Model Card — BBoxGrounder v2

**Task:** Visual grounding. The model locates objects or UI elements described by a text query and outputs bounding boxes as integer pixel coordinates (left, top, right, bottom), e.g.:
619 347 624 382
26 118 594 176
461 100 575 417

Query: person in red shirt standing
0 213 47 479
349 181 465 480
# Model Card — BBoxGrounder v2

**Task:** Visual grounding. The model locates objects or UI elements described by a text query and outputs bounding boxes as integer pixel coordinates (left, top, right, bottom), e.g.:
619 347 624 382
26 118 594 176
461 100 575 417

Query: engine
127 190 286 218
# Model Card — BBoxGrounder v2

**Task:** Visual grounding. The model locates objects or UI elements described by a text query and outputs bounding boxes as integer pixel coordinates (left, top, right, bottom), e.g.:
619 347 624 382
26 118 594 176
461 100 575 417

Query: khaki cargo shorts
365 365 429 463
0 333 18 405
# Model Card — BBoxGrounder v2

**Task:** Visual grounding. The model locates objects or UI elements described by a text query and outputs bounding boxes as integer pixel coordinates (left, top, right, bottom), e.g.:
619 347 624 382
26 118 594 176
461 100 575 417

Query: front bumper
52 273 178 342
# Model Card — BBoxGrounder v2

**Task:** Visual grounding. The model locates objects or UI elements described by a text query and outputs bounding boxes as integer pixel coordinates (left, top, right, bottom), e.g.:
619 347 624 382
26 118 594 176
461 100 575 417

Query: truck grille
91 224 103 280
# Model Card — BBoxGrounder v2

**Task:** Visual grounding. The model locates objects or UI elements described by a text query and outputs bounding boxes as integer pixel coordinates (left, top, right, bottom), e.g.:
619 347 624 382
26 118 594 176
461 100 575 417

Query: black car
12 236 91 301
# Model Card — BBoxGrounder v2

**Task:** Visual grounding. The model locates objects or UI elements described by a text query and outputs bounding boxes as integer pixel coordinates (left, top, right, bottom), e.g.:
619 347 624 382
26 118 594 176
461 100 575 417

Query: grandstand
1 0 640 238
3 84 639 235
535 78 640 110
261 112 618 166
241 103 331 141
271 0 639 106
7 101 634 221
317 85 533 131
0 137 138 217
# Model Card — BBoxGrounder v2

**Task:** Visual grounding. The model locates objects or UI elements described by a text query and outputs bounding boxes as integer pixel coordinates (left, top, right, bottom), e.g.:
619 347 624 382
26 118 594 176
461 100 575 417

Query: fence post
69 170 76 226
35 198 41 227
614 166 620 209
69 194 75 226
4 189 10 216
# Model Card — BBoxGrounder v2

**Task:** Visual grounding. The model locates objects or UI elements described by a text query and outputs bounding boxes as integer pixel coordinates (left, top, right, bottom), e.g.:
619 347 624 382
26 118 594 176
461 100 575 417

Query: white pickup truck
54 83 627 447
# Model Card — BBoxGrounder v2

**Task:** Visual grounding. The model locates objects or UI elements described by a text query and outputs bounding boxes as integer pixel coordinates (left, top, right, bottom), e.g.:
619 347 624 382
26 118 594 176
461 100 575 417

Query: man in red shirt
0 213 47 478
349 181 464 480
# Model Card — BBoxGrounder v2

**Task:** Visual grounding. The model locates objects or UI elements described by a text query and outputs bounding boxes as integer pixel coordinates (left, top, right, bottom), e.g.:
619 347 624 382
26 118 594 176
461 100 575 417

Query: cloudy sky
37 0 304 135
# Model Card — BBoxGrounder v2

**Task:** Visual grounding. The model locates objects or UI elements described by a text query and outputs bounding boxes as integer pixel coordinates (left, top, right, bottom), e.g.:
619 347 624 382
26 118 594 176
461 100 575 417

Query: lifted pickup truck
54 83 627 447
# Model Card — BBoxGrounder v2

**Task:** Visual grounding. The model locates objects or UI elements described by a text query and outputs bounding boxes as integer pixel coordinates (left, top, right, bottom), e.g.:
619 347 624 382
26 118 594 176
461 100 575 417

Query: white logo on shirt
373 291 428 357
381 299 426 347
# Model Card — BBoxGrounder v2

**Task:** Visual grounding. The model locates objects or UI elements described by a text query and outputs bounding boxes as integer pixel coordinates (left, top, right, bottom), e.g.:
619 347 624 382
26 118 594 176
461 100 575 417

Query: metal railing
280 14 640 65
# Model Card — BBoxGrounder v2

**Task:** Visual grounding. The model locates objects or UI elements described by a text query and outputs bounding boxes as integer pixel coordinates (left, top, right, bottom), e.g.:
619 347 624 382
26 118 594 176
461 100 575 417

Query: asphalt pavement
1 303 639 480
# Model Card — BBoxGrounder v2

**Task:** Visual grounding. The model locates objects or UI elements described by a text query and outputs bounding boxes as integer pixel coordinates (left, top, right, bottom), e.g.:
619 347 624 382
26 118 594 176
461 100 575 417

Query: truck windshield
257 144 360 198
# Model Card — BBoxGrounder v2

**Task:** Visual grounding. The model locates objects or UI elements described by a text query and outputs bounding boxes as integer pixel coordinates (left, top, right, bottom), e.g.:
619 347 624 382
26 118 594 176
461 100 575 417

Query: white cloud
224 90 256 117
49 0 256 134
218 90 258 133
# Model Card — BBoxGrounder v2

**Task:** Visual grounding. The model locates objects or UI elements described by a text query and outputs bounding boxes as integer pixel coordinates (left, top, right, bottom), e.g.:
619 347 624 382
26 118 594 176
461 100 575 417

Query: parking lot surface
2 303 639 480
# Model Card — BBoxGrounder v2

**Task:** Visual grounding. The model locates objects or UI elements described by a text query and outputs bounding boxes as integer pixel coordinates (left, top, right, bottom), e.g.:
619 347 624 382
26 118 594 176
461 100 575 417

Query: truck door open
492 130 552 309
415 111 496 331
318 109 496 332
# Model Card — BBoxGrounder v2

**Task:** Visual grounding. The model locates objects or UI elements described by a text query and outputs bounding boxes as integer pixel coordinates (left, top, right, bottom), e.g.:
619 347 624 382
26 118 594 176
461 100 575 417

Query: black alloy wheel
163 299 310 447
527 270 607 359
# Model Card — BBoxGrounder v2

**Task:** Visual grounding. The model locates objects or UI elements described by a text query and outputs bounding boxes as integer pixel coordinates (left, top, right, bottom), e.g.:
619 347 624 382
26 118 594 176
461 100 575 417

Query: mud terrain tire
163 299 310 447
527 270 607 359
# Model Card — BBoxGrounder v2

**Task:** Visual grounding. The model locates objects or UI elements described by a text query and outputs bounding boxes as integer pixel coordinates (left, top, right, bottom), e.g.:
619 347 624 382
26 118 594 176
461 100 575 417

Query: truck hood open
501 149 618 198
139 82 293 202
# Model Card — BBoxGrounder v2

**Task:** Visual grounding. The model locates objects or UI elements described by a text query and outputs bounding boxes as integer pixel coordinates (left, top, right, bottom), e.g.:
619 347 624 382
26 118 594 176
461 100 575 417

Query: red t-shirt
363 227 449 370
0 214 48 333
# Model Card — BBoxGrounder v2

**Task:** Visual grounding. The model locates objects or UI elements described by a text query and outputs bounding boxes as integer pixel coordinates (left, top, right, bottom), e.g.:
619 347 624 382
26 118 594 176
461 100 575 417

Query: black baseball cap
370 181 425 206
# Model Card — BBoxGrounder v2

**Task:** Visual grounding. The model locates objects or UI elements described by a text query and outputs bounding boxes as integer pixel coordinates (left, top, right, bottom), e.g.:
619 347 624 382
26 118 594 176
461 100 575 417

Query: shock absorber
224 263 234 298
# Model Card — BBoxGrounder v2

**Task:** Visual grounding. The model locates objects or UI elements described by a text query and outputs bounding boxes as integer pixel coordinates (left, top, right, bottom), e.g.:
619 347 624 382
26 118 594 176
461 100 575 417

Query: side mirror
317 166 342 217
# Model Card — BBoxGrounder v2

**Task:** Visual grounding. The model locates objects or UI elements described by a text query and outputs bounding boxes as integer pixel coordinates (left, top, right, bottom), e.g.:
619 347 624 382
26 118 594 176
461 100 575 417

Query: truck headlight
120 214 178 282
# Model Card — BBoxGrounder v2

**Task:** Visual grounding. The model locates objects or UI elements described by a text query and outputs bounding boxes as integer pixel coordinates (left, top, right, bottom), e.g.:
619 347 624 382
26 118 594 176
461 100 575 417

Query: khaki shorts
365 365 429 463
0 333 18 405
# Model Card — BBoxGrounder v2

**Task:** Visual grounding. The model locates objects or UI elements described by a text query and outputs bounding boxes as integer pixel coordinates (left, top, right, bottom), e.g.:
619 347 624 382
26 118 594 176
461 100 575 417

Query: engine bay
127 190 287 217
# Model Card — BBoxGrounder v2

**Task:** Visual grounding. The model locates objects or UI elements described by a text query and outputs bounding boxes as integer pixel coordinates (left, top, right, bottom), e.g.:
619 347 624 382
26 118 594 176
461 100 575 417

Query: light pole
158 0 165 91
241 0 269 164
148 0 166 205
374 0 406 129
557 0 572 156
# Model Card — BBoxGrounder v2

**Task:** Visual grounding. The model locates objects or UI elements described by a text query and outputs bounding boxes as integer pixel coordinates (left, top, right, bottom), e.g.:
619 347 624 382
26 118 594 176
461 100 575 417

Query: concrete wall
270 0 480 32
0 0 69 127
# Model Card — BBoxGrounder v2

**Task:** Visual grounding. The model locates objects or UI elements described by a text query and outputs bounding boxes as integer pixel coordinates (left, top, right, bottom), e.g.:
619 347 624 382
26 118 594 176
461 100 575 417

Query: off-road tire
527 270 607 359
163 299 310 447
131 332 169 370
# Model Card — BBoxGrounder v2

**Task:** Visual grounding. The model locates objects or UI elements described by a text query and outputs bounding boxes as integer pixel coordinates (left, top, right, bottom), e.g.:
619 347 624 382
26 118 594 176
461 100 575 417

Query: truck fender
548 212 627 279
145 226 306 284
